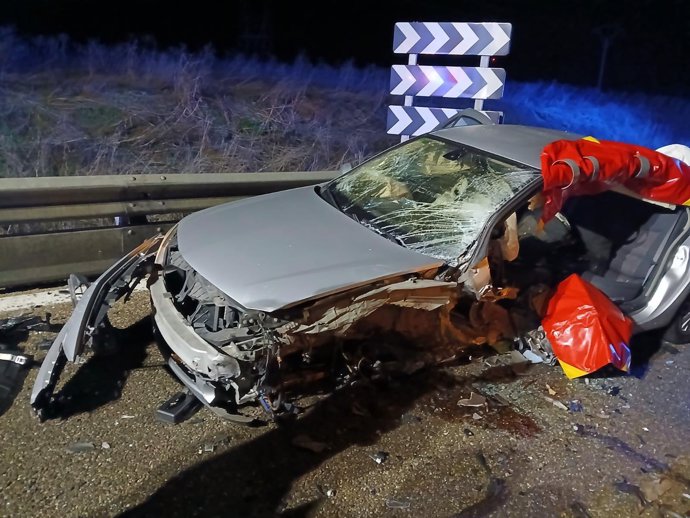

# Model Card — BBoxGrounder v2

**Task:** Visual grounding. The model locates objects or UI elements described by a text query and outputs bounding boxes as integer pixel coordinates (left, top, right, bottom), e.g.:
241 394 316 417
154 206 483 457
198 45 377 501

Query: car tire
662 297 690 345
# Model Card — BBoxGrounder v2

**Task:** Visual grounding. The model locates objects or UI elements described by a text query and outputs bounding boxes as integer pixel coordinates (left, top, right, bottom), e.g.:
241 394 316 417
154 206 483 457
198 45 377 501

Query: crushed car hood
177 186 444 312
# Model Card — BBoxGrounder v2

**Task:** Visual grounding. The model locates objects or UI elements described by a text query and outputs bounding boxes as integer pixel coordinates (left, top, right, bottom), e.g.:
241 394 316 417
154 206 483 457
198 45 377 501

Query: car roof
431 124 583 169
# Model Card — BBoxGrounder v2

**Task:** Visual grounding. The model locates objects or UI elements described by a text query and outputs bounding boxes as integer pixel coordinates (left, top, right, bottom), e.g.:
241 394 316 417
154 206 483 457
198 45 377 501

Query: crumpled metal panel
278 278 459 338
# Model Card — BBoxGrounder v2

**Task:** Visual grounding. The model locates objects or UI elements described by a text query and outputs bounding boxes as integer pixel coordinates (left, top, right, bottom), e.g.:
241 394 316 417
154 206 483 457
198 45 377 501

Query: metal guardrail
0 172 337 290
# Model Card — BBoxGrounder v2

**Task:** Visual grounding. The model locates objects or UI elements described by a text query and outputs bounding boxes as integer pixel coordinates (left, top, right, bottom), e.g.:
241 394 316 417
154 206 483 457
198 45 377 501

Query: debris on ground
543 396 568 411
452 451 510 517
36 339 53 350
546 383 556 396
457 392 487 408
203 443 215 453
639 475 674 503
155 391 202 424
567 400 584 412
385 498 411 510
369 451 390 465
614 479 648 509
513 326 555 364
291 434 328 453
66 442 96 453
101 442 111 449
316 484 336 498
608 386 621 396
0 314 39 333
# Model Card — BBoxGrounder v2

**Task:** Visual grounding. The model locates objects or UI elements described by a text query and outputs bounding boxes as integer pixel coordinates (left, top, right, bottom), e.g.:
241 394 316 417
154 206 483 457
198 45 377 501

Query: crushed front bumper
149 228 260 423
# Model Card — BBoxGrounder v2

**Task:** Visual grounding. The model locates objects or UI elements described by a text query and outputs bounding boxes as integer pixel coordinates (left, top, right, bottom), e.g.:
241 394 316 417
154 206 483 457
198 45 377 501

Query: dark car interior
508 190 688 311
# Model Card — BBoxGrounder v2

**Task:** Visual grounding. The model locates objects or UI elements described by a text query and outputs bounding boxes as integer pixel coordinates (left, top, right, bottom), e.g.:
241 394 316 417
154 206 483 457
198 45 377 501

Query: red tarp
542 274 633 378
540 137 690 222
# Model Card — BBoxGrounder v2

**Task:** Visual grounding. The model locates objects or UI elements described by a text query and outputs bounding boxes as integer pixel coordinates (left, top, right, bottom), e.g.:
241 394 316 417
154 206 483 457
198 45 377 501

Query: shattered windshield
326 137 538 265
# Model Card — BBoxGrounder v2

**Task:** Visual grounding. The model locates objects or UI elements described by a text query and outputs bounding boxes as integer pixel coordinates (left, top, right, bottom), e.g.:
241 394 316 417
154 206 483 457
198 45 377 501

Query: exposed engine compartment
159 237 465 421
156 218 555 422
160 243 287 420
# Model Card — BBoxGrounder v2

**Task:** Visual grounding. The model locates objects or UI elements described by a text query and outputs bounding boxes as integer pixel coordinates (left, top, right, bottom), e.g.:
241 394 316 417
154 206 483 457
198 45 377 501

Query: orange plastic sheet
541 137 690 221
542 274 633 378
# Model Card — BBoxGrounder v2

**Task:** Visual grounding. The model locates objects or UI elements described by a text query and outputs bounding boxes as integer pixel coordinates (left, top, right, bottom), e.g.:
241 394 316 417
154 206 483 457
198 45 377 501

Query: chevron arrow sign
390 65 506 99
386 106 460 136
393 22 512 56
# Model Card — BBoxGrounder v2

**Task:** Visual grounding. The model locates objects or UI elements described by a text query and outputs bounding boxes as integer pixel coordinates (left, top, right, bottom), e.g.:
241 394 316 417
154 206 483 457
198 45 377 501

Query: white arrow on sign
445 67 473 98
482 24 511 56
418 66 445 97
450 23 480 55
475 68 504 99
424 23 450 54
388 106 414 135
390 66 417 95
395 22 421 54
416 108 440 134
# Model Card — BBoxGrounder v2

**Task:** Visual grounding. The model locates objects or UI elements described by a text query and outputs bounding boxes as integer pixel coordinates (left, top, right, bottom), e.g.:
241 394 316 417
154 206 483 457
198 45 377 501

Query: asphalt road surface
1 289 689 517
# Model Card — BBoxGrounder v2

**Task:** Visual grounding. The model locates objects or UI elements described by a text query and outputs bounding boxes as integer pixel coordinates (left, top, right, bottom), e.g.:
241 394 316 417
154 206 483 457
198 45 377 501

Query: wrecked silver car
31 124 690 422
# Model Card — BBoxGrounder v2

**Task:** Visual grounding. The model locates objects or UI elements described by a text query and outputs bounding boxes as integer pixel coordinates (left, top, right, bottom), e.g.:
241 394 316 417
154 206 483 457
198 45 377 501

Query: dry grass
0 73 395 178
0 28 395 178
1 27 688 178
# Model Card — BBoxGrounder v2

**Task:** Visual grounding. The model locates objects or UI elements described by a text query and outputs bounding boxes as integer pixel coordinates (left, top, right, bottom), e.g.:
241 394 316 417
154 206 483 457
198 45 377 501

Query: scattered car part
369 451 390 464
0 345 32 417
0 351 30 366
513 326 555 365
0 315 37 333
155 390 203 424
457 392 487 407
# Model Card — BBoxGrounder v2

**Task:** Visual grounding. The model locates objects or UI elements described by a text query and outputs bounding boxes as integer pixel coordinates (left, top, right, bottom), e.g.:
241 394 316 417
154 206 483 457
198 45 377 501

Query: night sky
1 0 689 96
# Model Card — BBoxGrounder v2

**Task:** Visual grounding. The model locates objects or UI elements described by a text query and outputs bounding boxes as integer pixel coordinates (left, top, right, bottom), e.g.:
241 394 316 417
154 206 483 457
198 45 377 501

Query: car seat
563 191 686 303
